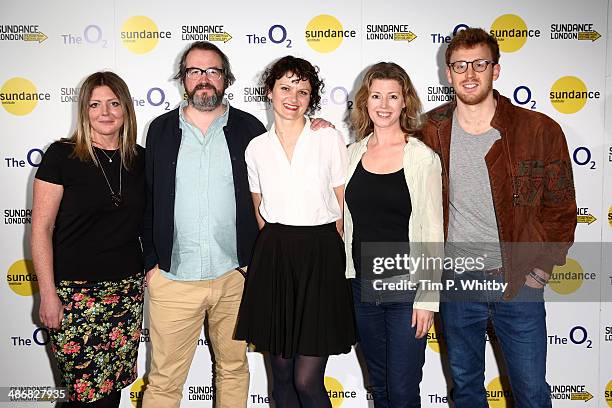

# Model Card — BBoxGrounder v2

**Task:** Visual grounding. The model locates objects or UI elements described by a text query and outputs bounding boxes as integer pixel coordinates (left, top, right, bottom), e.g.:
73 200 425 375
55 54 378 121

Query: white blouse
245 118 347 226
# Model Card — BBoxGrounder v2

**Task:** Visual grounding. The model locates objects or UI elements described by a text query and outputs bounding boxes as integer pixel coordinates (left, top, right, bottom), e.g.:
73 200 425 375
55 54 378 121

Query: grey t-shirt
446 112 502 270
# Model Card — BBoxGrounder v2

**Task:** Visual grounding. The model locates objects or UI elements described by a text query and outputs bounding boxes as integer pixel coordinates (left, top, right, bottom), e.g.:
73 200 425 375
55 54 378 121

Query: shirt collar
179 98 230 125
267 116 310 141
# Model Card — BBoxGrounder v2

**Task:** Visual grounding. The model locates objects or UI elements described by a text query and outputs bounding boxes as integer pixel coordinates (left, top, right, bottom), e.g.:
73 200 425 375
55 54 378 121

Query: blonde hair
66 71 138 169
351 62 423 141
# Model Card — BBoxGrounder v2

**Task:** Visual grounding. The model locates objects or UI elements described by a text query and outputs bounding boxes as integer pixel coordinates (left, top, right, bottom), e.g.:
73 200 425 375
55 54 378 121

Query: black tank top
345 160 411 278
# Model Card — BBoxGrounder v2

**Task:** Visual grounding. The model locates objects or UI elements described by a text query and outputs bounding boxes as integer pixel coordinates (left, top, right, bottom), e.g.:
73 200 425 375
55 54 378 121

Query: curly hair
445 27 500 65
261 55 324 116
351 62 423 141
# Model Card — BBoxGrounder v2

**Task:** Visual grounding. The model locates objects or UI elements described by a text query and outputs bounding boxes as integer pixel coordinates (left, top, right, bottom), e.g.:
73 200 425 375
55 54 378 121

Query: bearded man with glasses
421 28 576 408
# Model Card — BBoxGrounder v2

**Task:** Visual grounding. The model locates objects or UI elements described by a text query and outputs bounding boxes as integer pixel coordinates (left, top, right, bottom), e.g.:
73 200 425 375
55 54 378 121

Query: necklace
93 149 122 207
92 140 119 162
98 148 118 163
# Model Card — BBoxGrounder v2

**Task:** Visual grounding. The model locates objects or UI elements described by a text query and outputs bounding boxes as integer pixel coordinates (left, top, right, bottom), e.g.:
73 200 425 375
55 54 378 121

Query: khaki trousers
142 268 249 408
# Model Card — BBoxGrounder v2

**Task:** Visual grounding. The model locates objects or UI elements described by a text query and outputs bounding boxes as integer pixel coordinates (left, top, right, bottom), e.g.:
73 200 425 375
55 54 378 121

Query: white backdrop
1 1 611 406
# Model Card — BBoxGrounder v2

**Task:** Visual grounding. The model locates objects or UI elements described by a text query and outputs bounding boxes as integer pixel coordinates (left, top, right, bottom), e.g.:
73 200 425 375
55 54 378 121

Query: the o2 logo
569 326 592 349
246 24 292 48
268 25 292 48
513 86 537 110
61 25 108 48
431 23 468 44
83 25 108 47
133 87 171 111
573 146 596 170
147 87 170 110
326 86 353 110
4 148 43 169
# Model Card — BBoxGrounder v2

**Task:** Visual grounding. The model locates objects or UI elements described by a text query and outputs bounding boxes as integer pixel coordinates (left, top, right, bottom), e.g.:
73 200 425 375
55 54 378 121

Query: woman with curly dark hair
235 56 356 407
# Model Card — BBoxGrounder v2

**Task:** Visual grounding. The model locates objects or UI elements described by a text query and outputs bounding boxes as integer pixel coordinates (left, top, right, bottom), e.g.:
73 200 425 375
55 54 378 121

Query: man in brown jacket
421 28 576 408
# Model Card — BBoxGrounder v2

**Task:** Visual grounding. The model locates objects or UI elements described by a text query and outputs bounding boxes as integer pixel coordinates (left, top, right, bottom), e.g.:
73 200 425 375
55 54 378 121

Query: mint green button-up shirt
161 101 239 281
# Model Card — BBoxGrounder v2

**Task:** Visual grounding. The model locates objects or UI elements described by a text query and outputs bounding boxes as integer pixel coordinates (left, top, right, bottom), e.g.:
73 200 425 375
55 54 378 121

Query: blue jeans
440 270 551 408
351 278 426 408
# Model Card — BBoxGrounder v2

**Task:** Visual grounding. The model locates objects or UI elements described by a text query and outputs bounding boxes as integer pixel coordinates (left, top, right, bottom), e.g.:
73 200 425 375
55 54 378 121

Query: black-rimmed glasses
185 67 224 80
448 59 496 74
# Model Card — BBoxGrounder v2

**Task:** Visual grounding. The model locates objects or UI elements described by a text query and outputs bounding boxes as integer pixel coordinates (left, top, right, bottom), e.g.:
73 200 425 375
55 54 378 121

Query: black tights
269 354 331 408
60 391 121 408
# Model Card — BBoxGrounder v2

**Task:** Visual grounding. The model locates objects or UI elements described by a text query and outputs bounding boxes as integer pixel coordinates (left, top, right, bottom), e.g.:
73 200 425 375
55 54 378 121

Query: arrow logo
23 32 48 43
577 30 601 41
209 32 232 43
570 391 593 401
577 214 597 225
393 31 417 42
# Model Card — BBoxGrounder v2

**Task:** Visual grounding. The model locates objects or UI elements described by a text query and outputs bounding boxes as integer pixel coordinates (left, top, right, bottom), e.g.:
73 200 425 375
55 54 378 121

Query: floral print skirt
50 273 144 402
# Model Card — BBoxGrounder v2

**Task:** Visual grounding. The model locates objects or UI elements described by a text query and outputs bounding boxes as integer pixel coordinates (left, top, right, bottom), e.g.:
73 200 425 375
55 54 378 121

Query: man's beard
455 79 492 106
187 83 224 111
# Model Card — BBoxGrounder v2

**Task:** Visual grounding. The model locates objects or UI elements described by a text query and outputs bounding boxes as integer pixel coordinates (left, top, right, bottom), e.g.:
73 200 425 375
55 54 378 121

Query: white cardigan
343 134 444 312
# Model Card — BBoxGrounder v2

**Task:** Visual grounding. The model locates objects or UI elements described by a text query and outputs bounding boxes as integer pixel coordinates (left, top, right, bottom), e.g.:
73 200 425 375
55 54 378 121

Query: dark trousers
440 270 551 408
351 278 426 408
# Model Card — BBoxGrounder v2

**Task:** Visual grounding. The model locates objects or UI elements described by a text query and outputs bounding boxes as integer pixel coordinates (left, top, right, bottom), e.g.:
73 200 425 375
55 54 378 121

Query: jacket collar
426 89 511 132
224 105 242 132
351 133 422 158
489 90 511 134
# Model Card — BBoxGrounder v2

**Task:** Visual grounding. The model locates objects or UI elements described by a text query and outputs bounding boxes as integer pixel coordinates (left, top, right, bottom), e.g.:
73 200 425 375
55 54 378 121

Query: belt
235 267 247 278
482 267 504 276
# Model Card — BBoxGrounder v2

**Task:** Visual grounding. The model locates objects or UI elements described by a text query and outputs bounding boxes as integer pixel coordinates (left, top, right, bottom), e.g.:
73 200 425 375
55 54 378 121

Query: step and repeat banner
2 0 612 406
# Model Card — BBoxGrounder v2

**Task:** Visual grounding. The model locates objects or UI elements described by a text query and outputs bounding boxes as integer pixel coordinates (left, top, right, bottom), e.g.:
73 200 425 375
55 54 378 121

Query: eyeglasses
185 67 224 80
447 59 496 74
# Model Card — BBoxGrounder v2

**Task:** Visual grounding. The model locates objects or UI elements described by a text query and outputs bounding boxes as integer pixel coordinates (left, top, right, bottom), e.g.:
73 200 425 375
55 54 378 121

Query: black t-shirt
345 160 411 278
35 141 145 282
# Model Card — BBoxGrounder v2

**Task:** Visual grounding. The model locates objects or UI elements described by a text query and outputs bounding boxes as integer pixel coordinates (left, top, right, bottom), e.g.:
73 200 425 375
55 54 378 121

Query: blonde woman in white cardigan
344 62 443 407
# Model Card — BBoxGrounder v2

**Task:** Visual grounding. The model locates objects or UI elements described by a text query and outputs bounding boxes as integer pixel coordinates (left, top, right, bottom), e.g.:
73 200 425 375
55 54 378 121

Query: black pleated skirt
235 222 356 358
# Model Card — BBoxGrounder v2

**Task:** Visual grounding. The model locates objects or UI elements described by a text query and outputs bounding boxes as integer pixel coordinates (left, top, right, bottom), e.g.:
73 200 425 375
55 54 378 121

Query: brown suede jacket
420 90 577 299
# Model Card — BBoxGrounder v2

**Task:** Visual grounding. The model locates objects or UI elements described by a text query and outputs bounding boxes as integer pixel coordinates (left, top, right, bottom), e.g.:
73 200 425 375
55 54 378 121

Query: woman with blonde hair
32 71 144 407
344 62 443 407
